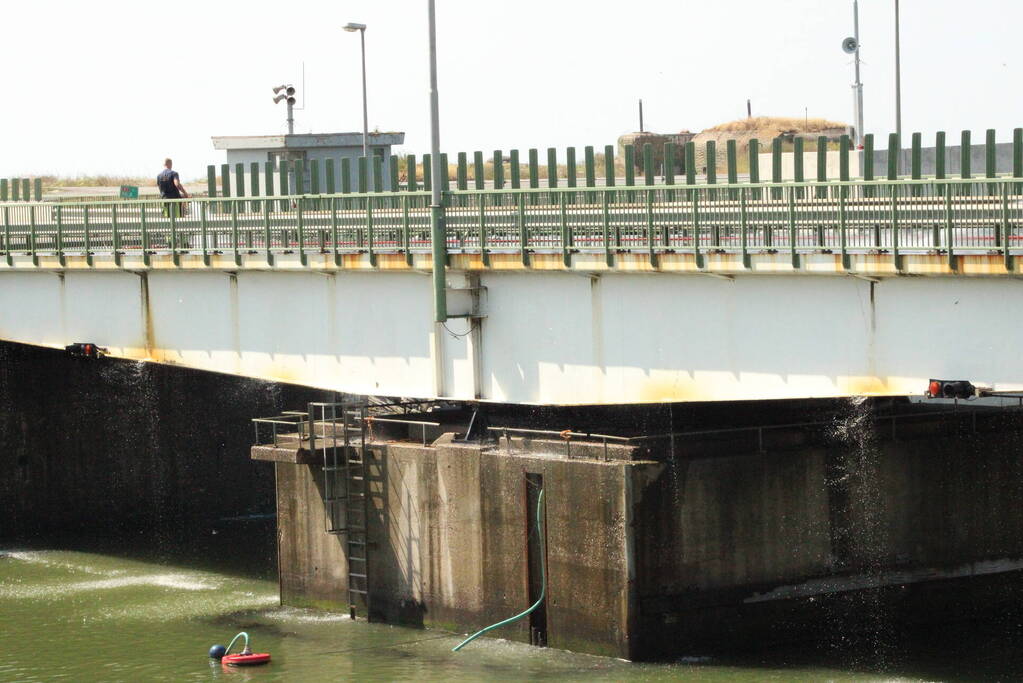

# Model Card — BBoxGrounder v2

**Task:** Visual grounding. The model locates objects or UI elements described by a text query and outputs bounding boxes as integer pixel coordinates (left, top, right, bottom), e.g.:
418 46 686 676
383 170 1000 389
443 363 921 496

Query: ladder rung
349 572 367 578
347 525 366 531
348 539 366 545
349 588 368 595
348 556 366 562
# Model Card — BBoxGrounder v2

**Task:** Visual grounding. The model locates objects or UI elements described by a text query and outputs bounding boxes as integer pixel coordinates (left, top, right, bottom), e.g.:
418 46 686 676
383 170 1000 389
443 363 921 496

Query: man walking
157 158 189 216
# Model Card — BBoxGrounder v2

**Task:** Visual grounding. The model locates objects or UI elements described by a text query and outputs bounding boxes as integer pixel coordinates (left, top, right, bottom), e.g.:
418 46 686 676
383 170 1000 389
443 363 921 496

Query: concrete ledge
251 444 317 464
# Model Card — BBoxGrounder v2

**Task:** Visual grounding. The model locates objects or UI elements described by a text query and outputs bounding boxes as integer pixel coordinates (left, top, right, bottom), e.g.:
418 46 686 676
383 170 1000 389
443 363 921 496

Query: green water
0 547 1017 682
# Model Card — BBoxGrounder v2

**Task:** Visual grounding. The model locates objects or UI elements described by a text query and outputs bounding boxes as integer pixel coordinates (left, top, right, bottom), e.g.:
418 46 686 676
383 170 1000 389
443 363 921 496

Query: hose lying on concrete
452 488 545 652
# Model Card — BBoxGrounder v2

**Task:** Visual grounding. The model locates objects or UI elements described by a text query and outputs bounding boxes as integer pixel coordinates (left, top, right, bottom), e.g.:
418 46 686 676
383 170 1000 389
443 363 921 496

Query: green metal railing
1 176 1021 271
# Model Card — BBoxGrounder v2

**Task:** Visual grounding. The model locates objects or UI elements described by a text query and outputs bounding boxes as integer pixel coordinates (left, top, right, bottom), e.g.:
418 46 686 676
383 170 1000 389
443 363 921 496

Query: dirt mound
692 116 849 172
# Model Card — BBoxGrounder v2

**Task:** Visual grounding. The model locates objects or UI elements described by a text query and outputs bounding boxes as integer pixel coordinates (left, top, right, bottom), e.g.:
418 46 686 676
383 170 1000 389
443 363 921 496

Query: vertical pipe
428 0 446 322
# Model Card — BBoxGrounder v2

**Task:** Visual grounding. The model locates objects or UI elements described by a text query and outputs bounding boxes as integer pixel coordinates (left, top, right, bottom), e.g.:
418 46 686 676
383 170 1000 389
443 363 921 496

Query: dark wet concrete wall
0 340 329 541
631 406 1023 658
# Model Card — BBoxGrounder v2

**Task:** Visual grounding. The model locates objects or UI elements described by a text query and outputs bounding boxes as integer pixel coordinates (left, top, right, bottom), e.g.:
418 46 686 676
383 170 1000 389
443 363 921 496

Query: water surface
0 547 1015 682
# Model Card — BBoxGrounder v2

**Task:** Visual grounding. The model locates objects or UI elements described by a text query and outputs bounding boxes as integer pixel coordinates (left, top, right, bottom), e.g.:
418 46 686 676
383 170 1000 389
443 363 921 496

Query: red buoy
222 652 271 667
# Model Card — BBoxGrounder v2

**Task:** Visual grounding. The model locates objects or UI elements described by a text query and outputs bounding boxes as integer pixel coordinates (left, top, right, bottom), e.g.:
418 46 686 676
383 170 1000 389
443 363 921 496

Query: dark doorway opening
525 472 548 647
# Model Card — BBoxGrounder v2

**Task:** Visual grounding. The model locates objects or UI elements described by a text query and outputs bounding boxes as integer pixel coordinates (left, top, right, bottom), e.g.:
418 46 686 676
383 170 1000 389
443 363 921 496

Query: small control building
211 132 405 192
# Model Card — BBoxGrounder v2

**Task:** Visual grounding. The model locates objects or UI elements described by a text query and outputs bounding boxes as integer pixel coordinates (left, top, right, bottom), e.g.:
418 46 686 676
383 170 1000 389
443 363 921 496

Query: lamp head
343 22 367 32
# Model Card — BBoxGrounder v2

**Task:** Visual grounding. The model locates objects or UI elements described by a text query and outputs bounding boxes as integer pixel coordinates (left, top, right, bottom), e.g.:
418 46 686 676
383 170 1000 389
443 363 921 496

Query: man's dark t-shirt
157 169 181 199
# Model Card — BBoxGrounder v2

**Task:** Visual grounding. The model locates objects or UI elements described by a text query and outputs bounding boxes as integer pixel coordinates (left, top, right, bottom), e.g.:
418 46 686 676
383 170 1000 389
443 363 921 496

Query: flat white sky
3 0 1021 179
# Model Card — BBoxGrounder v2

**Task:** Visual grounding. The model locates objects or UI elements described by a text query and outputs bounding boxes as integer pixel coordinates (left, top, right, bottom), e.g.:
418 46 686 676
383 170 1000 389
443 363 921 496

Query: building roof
211 132 405 150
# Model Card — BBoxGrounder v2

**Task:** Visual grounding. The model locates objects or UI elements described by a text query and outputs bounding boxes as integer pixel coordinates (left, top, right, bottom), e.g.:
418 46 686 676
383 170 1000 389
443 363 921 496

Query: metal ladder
310 401 371 619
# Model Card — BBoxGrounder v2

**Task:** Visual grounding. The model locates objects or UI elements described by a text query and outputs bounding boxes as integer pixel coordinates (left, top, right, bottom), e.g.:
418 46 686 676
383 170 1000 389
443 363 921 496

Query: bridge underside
1 265 1020 404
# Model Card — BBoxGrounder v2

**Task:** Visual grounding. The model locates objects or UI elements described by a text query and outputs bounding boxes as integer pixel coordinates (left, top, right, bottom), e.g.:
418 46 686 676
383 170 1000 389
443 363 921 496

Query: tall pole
287 100 294 135
359 28 369 160
638 99 644 132
852 0 864 149
428 0 447 322
894 0 902 170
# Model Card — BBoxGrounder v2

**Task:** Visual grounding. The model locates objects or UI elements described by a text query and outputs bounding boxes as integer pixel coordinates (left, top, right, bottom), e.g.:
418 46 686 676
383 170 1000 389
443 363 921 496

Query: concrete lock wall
267 408 1023 660
270 438 638 658
629 415 1023 658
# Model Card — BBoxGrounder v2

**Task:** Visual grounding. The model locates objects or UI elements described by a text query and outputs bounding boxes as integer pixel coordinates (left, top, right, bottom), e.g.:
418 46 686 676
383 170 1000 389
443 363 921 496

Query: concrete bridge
2 172 1023 404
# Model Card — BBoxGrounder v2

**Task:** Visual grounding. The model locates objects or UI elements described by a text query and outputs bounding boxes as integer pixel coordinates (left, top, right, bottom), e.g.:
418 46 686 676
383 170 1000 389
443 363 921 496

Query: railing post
986 128 998 195
560 192 570 267
961 130 972 179
692 191 703 269
839 183 849 270
265 199 274 267
1002 183 1013 272
862 133 875 198
406 154 417 192
771 137 782 199
200 201 209 266
547 147 558 189
705 140 717 200
1014 128 1023 190
603 145 615 188
787 186 798 268
643 143 655 186
480 194 490 267
935 131 946 199
663 143 675 187
168 201 178 267
945 188 955 271
684 141 696 196
891 184 901 271
646 189 656 268
231 199 241 266
366 195 375 266
509 150 520 190
816 136 828 198
493 150 504 190
793 137 804 198
740 188 750 268
748 139 760 200
402 194 412 267
141 203 150 267
518 192 528 266
57 204 67 267
602 190 612 268
329 196 340 268
80 205 88 267
2 206 10 267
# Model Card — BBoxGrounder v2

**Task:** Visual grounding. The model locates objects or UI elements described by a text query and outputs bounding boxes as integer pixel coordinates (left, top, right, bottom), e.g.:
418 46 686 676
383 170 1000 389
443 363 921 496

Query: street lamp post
894 0 902 171
343 22 370 163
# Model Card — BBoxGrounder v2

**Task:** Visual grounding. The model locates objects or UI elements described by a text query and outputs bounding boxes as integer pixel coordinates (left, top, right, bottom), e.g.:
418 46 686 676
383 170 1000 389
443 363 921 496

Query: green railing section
200 128 1023 203
1 175 1021 272
0 178 42 202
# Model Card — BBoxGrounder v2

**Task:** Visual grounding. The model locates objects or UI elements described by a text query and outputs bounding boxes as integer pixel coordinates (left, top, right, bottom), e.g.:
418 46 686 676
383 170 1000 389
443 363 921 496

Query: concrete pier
254 399 1023 660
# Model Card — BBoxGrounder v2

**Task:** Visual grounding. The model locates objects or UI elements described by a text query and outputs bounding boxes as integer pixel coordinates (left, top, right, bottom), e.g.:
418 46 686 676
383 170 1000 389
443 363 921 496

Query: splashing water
826 396 894 670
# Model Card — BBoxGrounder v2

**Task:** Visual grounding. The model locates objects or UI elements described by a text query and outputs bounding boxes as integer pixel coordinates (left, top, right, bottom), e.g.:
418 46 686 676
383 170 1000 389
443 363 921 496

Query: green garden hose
452 489 545 652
